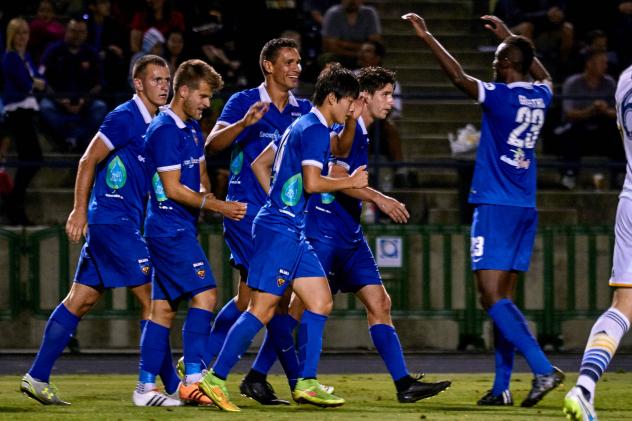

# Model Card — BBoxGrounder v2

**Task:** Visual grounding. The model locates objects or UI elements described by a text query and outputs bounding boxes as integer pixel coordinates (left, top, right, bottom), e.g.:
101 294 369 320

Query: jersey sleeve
97 109 132 151
148 125 182 172
534 82 554 107
476 80 505 110
216 92 247 126
332 124 366 172
300 125 330 169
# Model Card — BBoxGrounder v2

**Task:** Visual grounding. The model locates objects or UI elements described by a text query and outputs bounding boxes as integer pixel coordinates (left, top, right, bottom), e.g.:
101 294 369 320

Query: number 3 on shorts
471 236 485 258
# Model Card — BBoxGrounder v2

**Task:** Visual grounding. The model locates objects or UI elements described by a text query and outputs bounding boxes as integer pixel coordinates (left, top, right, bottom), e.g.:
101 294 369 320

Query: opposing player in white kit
563 64 632 421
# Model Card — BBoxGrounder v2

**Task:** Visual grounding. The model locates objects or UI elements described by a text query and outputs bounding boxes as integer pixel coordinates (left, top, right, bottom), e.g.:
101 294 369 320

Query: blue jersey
254 108 331 237
88 95 153 227
469 81 553 208
218 84 312 217
144 108 206 237
305 117 368 246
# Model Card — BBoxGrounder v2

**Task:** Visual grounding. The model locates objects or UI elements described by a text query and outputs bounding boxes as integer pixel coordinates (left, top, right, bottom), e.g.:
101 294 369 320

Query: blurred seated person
613 1 632 69
357 40 418 188
38 17 107 151
129 0 184 53
567 30 620 77
86 0 129 99
557 48 621 189
163 30 187 76
28 0 65 65
320 0 381 69
494 0 573 80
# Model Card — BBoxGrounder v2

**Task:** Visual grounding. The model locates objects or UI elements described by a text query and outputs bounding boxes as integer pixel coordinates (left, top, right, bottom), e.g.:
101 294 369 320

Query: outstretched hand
481 15 513 40
401 13 430 39
241 101 269 127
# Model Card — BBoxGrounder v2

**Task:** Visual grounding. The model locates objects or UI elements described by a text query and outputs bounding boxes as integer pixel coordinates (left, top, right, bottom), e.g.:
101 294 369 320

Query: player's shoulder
107 99 136 119
227 87 260 105
616 66 632 101
295 98 313 113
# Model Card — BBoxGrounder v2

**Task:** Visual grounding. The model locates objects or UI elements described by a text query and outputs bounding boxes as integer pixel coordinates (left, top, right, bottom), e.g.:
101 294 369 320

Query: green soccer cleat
20 373 71 405
563 387 597 421
199 370 240 412
176 356 185 380
292 378 345 408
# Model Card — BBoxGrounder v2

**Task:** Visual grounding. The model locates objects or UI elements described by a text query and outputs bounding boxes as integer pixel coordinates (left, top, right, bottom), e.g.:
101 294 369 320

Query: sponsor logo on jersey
183 157 199 169
230 145 244 175
259 129 280 140
106 155 127 190
281 173 302 206
321 192 335 204
152 173 168 202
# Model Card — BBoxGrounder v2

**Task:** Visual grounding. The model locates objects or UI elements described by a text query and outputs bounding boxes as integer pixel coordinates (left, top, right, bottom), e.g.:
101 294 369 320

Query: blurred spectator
129 27 165 85
320 0 382 69
568 30 620 77
613 1 632 69
163 30 187 76
356 40 418 188
86 0 129 101
557 48 621 189
2 17 47 225
129 0 185 53
300 1 338 76
38 17 107 150
493 0 573 80
28 0 65 65
305 0 338 26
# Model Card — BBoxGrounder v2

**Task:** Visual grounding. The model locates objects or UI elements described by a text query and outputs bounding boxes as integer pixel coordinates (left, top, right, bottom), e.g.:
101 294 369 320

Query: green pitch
2 373 632 420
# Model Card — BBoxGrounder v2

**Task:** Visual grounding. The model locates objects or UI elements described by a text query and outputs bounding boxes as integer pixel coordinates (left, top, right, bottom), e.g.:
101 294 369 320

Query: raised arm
402 13 479 99
302 164 368 194
205 101 269 154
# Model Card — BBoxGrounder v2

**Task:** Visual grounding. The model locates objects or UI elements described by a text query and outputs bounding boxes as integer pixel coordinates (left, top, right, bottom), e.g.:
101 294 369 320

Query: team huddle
16 13 632 420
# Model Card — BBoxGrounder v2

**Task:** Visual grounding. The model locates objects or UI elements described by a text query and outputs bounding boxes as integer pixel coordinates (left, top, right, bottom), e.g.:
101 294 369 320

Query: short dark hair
311 62 359 106
173 59 223 93
132 54 168 79
364 40 386 59
259 38 299 76
582 46 607 65
356 66 396 94
498 35 534 75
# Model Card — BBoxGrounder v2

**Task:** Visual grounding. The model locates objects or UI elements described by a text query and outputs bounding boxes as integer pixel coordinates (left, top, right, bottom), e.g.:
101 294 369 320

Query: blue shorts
309 238 382 294
247 224 325 296
147 232 216 302
74 224 151 289
223 214 254 271
470 204 538 272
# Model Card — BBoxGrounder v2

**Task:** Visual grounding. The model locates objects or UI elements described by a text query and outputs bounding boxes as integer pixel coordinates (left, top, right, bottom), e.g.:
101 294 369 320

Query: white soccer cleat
133 388 182 407
563 386 597 421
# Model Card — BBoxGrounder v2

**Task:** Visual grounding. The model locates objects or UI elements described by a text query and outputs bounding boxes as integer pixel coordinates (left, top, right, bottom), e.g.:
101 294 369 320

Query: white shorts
610 197 632 287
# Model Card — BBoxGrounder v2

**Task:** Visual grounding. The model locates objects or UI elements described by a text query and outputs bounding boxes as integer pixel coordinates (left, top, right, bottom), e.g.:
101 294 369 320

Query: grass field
2 372 632 420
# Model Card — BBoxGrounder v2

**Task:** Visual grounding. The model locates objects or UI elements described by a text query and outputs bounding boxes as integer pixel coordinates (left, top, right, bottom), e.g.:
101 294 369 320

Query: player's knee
310 296 333 315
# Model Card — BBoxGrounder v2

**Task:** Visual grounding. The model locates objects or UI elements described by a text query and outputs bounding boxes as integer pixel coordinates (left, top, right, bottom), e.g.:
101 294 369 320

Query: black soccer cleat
397 379 451 403
520 366 565 407
477 389 513 406
239 377 290 405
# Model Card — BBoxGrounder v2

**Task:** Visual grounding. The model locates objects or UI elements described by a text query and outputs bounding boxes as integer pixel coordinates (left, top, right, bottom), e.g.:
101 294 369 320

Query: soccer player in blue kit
304 65 451 403
136 59 247 407
403 13 564 407
20 55 177 406
203 38 312 405
199 63 368 411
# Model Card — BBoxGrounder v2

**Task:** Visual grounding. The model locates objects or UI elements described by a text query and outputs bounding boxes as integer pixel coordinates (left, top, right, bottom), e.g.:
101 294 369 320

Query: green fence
0 224 615 348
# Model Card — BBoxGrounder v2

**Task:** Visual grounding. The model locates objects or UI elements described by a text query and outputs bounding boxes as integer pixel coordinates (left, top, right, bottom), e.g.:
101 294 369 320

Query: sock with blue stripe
138 320 169 385
577 307 630 404
491 322 515 395
29 304 80 383
297 310 328 379
369 324 409 384
488 299 553 375
204 299 242 367
140 319 179 394
212 311 264 379
182 308 214 383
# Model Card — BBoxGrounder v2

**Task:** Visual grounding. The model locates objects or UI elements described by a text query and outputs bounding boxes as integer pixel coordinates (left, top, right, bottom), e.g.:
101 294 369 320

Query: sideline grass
2 372 632 420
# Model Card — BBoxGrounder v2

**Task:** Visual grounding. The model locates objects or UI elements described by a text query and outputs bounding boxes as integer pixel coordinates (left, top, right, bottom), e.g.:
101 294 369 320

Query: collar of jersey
358 116 368 135
310 107 329 127
132 94 153 124
507 81 533 89
163 107 187 129
258 83 299 108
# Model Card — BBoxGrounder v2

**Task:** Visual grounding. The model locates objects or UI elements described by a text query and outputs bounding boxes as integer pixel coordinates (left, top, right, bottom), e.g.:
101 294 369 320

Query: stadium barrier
0 224 614 349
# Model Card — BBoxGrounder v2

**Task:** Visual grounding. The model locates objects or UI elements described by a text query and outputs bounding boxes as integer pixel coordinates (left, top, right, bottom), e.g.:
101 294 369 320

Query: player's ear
132 78 143 93
178 84 189 99
263 59 274 74
327 92 337 105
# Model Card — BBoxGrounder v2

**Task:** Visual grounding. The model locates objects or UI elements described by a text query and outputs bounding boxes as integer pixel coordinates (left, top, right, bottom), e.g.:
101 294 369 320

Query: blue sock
369 324 409 382
488 299 553 375
491 322 515 395
29 304 80 383
297 310 328 379
182 308 213 375
257 314 300 389
204 299 242 366
138 320 169 383
140 320 179 394
212 311 264 379
251 330 279 375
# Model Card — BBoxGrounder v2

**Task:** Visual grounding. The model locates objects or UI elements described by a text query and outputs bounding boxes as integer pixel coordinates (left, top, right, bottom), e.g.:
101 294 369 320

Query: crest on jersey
230 145 244 175
281 173 303 206
193 262 206 279
152 172 168 202
106 156 127 190
277 277 286 287
138 258 151 276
